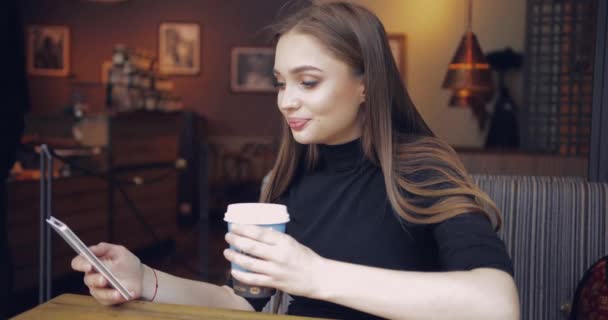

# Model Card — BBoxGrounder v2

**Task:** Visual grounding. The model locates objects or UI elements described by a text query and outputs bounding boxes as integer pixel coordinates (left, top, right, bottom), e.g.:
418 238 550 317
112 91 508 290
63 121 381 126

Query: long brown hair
260 1 501 229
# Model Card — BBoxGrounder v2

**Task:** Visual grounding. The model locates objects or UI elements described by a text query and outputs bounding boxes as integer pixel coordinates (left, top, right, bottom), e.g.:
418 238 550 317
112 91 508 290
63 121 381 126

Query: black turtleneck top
233 138 513 319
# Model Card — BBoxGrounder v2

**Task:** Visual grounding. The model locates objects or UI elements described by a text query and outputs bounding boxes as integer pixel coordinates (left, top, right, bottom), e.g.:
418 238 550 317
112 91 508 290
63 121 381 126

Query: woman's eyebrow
274 65 323 76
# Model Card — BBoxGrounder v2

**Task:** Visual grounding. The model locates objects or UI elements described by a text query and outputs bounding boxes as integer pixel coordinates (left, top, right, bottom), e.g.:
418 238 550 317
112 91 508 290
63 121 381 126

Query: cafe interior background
3 0 607 319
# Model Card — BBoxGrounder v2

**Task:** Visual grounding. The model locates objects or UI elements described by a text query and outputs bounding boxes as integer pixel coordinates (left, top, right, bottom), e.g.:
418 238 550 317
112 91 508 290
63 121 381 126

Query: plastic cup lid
223 203 290 225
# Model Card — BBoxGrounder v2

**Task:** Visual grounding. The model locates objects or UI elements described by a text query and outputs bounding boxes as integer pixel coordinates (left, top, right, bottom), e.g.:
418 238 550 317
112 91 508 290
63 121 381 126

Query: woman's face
273 32 365 145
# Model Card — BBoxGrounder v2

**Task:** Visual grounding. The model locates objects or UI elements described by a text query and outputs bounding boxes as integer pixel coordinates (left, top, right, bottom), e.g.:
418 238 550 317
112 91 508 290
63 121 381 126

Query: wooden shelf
457 151 588 177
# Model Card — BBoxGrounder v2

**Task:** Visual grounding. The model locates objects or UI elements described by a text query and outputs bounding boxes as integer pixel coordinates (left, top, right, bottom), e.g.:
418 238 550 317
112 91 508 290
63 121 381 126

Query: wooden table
12 294 326 320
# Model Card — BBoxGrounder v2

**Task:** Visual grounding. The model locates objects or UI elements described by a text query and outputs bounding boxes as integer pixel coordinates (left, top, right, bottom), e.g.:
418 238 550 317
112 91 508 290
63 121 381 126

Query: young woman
72 2 520 319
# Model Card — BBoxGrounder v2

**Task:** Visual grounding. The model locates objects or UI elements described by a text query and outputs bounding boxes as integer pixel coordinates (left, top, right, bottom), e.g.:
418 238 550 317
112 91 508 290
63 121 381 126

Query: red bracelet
150 268 158 302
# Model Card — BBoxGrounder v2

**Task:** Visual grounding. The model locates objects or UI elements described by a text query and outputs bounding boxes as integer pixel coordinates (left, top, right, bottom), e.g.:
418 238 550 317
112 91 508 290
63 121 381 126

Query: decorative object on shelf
158 22 200 75
485 47 523 149
387 34 406 85
27 25 70 77
441 0 493 130
230 47 276 93
105 44 183 113
101 60 112 84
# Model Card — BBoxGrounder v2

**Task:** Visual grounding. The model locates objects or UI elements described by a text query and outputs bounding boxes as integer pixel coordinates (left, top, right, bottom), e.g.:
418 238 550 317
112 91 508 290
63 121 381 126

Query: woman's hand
224 225 325 299
71 242 142 305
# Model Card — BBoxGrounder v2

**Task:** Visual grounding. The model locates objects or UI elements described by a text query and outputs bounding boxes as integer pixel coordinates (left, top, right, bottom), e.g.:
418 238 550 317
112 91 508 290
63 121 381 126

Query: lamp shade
442 0 493 129
442 31 493 92
448 88 494 108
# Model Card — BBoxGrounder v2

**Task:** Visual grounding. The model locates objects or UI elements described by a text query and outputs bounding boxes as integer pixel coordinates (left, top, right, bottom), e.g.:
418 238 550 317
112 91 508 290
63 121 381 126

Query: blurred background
2 0 606 318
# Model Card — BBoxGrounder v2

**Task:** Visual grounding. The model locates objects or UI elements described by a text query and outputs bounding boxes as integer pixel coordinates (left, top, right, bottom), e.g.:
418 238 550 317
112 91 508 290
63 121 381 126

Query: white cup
224 203 290 298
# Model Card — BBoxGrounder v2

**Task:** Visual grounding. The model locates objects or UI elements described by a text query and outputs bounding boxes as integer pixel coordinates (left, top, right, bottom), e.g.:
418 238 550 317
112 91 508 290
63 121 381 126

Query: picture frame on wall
159 22 200 75
27 25 70 76
388 33 406 84
230 47 276 93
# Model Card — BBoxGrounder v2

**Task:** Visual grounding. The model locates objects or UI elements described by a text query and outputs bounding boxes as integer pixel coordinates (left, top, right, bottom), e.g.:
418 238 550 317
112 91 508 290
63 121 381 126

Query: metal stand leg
38 145 52 304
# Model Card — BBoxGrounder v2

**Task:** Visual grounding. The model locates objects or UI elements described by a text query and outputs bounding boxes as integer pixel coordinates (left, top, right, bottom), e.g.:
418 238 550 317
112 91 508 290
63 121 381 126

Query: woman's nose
278 86 300 111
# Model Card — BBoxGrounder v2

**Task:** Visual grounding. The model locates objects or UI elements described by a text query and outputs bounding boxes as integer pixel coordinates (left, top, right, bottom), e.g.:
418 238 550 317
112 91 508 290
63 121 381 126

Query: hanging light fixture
442 0 493 129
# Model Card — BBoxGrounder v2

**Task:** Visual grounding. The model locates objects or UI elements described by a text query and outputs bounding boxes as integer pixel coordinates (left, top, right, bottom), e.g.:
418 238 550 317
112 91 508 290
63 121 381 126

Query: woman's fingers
226 229 295 265
230 269 274 288
89 287 125 305
225 233 276 261
71 242 116 272
223 249 281 276
84 272 107 288
89 242 113 256
68 242 141 305
230 225 284 245
71 255 92 272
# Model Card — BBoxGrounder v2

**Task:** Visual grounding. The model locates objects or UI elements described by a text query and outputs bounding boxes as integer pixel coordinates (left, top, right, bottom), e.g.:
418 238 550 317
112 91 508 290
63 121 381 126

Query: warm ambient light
442 0 493 129
442 31 493 92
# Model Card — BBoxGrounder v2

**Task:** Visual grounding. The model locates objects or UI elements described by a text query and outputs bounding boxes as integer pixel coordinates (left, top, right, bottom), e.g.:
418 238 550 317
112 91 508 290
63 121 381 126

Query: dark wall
18 0 285 136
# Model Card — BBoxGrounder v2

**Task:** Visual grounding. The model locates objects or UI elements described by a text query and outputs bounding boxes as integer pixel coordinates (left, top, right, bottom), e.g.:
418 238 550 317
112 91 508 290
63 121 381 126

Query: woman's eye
273 81 285 89
301 81 318 88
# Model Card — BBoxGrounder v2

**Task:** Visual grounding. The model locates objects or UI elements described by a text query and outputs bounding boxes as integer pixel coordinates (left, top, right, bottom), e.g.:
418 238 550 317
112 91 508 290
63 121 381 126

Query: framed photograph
159 22 200 75
230 47 276 93
388 34 406 84
27 25 70 76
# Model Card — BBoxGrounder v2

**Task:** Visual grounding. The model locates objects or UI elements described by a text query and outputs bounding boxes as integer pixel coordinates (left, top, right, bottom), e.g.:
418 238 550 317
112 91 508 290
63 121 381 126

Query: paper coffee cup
224 203 290 298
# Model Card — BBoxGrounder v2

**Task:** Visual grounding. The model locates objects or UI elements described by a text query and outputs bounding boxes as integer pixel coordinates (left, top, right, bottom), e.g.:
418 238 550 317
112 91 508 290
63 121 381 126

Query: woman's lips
287 119 311 131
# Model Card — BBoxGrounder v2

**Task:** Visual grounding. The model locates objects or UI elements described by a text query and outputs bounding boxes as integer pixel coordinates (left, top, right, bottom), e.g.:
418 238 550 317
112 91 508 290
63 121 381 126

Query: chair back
568 255 608 319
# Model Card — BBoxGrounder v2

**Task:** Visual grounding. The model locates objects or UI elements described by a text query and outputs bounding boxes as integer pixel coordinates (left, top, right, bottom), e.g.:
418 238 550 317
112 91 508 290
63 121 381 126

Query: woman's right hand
71 242 143 305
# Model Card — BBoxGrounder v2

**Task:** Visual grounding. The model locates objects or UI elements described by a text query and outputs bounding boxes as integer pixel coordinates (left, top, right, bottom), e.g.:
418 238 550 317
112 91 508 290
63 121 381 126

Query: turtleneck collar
318 138 366 173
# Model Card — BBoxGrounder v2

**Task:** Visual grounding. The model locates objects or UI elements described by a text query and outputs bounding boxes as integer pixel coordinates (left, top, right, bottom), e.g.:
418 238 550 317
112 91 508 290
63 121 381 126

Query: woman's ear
358 79 366 104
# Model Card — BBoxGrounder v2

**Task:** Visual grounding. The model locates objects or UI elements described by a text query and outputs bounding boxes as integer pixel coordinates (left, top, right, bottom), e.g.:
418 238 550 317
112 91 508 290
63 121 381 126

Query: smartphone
46 216 132 300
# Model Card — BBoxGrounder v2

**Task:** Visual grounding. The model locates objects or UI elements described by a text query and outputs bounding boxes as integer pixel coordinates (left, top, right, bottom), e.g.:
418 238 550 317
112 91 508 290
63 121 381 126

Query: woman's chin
291 131 319 145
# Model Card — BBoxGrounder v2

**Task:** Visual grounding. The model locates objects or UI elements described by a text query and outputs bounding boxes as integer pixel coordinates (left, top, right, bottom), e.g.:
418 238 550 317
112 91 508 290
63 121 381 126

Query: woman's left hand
224 224 324 299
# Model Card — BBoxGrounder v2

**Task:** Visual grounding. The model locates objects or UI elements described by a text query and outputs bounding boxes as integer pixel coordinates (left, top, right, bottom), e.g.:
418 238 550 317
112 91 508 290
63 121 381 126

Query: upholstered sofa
474 175 607 319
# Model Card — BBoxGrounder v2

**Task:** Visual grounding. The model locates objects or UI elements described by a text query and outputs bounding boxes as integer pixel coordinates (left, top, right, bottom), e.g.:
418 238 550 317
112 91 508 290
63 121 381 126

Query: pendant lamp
442 0 493 129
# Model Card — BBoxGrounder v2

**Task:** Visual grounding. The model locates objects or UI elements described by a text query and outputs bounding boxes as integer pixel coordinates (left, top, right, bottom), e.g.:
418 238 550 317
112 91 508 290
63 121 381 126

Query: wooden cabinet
106 111 183 249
